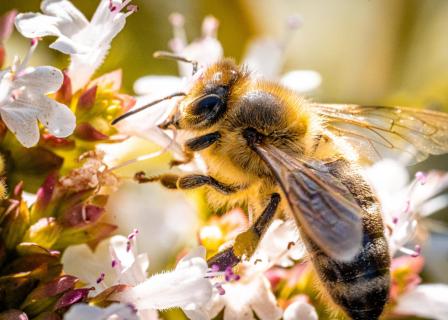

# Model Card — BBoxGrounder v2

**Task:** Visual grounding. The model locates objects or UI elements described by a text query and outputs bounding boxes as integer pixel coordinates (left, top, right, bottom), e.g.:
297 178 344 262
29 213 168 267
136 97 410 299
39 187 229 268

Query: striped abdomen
303 159 391 320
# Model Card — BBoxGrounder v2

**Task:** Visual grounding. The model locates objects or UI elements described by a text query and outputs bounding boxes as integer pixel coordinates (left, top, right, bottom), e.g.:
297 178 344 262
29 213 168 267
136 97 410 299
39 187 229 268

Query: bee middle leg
134 172 240 195
207 193 281 270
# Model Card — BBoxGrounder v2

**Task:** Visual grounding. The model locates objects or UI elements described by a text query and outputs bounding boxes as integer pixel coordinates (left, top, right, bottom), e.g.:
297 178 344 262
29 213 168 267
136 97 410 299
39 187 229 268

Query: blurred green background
2 0 448 283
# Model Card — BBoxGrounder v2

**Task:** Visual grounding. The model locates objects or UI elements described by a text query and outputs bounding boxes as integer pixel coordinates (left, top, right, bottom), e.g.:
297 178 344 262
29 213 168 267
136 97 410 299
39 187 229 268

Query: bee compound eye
193 95 222 115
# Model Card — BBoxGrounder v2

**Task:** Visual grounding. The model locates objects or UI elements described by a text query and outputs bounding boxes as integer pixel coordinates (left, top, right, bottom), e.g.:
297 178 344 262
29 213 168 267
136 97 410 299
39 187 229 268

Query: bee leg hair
169 132 221 167
134 172 240 194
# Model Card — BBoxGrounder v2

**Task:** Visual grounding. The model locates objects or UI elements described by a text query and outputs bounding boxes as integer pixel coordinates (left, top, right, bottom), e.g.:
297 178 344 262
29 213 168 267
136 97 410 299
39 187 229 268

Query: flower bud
21 275 77 316
2 200 30 250
23 218 62 248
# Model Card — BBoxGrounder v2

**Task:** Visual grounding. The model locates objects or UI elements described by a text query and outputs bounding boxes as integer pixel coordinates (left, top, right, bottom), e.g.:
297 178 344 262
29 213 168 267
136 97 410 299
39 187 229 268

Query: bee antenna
111 92 186 125
153 51 199 75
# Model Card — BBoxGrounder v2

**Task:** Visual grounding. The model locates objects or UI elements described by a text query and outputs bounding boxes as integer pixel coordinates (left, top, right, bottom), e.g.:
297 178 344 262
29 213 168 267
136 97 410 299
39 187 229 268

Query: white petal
17 66 63 94
251 219 304 269
67 45 110 92
41 0 88 32
65 303 139 320
118 253 148 285
177 246 207 269
183 309 209 320
280 70 322 93
133 76 183 96
110 235 149 286
15 13 61 38
50 34 91 54
32 95 76 138
283 300 318 320
0 100 40 147
250 277 282 320
62 240 116 290
116 251 212 310
110 235 137 269
223 303 255 320
243 38 283 79
137 309 159 320
91 0 119 26
395 284 448 320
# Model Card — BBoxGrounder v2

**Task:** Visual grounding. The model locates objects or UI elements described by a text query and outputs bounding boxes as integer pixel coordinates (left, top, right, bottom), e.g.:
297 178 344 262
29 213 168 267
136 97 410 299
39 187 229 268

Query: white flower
115 14 223 168
394 284 448 320
62 233 148 291
0 41 75 147
283 300 318 320
206 272 282 320
15 0 136 92
364 159 448 256
65 303 139 320
62 234 215 320
115 247 213 320
204 219 303 320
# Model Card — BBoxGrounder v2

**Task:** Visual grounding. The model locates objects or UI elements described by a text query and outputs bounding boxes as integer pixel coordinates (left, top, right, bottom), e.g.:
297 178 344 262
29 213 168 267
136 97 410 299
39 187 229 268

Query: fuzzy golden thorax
176 59 323 188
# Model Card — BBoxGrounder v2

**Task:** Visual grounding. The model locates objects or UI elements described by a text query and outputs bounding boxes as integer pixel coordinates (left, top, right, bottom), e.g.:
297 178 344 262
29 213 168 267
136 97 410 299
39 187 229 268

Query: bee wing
254 143 363 261
312 104 448 165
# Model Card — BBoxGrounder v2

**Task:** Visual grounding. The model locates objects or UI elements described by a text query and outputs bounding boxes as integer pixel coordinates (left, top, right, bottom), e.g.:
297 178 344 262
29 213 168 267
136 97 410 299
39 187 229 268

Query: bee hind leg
207 193 281 270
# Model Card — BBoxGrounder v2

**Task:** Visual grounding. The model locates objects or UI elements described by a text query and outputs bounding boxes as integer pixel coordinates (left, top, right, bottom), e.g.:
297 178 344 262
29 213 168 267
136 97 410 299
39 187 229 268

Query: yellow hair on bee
0 179 7 200
0 153 5 175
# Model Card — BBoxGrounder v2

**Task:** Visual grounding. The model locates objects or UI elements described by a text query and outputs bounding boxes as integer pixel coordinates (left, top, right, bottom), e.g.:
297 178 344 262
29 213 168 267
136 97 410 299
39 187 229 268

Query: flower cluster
0 1 447 320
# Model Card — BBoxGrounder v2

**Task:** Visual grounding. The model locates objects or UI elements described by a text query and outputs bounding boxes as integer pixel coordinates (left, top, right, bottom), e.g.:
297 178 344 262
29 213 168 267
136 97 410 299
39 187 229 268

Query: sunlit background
2 0 447 288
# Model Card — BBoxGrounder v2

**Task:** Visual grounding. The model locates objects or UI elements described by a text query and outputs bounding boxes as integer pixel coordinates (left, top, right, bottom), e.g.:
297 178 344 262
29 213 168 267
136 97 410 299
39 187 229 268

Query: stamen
202 16 219 38
413 244 421 257
96 272 105 284
224 266 240 282
399 244 421 257
286 14 303 30
214 283 226 295
281 14 302 50
111 259 117 268
109 0 117 11
18 38 39 73
415 171 427 185
128 228 139 240
118 0 132 12
392 216 399 224
169 13 187 52
11 55 20 73
126 4 139 15
126 228 139 252
211 264 220 272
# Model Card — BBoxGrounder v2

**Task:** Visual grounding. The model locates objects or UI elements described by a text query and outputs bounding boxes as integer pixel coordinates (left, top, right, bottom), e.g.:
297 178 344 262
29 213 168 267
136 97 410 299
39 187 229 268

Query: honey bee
113 55 448 320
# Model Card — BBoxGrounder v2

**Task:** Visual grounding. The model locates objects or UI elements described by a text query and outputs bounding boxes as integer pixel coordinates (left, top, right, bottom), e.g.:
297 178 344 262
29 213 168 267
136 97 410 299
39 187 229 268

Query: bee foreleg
169 132 221 167
135 172 241 194
185 132 221 151
207 193 281 270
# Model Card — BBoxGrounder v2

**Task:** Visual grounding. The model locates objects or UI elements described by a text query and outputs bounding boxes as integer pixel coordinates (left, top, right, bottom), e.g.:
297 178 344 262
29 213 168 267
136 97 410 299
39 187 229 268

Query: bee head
176 59 247 130
111 57 247 130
